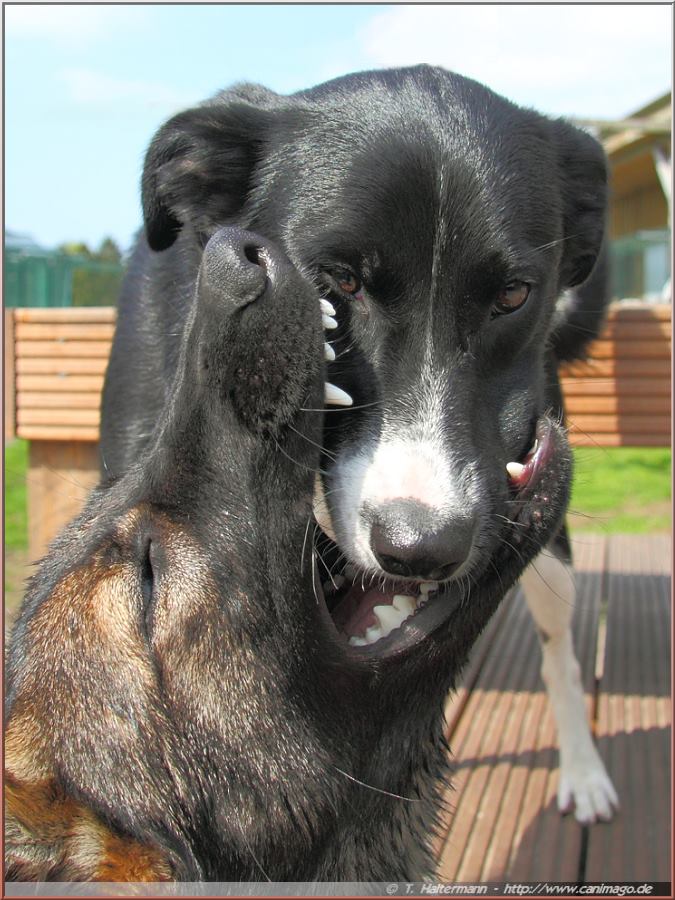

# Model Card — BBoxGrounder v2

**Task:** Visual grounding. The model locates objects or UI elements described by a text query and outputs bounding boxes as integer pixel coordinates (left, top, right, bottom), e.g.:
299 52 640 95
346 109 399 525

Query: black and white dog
102 66 617 827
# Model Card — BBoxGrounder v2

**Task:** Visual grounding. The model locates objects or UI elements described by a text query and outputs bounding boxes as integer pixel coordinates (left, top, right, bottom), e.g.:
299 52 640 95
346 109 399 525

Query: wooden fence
560 303 671 447
4 303 672 560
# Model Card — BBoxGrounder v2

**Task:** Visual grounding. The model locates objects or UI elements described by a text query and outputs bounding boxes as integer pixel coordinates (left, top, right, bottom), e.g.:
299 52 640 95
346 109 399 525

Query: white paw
558 752 619 824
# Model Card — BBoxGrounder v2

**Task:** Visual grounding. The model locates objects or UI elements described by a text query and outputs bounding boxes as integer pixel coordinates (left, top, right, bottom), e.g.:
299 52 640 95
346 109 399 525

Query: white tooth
373 604 408 636
392 594 417 615
322 314 338 330
524 439 539 461
419 582 438 595
365 625 383 644
325 383 353 406
320 298 336 316
324 342 336 362
506 461 526 479
349 636 368 647
313 473 337 541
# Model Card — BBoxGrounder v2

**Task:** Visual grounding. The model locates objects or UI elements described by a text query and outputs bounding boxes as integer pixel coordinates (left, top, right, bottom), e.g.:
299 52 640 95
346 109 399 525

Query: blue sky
4 3 672 253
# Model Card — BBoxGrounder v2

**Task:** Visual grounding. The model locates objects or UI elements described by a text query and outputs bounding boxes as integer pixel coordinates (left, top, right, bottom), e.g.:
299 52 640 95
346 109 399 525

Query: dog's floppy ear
553 120 608 289
142 100 273 252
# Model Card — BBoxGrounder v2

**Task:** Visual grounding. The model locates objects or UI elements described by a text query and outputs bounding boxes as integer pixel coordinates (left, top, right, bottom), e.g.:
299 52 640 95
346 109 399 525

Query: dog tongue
332 585 395 637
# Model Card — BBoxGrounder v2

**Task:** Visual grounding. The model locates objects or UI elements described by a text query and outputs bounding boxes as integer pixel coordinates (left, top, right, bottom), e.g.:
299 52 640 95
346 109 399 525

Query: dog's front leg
520 543 619 824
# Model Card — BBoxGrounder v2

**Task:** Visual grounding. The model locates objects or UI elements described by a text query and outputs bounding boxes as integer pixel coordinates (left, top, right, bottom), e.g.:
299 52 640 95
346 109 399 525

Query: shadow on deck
434 532 671 883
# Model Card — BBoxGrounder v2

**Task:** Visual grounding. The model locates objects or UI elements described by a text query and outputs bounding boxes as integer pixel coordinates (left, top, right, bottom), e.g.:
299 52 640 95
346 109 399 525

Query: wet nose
200 226 292 310
369 500 475 581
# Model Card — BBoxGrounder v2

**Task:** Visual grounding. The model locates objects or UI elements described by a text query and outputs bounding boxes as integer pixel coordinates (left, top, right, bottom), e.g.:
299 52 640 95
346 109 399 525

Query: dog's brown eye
338 273 360 294
329 269 362 298
493 282 530 316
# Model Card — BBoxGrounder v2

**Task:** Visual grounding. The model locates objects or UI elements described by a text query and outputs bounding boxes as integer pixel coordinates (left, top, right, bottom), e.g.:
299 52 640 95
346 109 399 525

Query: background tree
57 237 124 306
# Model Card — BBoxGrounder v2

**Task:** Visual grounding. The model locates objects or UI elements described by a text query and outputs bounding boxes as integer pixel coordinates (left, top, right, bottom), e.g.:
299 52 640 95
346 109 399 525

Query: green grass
2 442 671 556
569 446 671 533
4 438 28 551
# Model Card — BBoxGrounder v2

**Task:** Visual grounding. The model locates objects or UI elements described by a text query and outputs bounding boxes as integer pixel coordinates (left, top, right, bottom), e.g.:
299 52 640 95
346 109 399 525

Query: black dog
5 226 567 881
102 65 617 824
5 65 612 882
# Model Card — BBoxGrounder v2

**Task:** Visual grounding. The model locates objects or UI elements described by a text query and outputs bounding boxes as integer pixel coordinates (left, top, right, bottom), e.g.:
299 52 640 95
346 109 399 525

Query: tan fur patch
5 774 172 881
95 831 173 882
5 712 51 783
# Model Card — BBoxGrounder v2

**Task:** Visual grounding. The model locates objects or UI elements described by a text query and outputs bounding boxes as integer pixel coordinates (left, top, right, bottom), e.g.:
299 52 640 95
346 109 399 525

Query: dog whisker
494 513 528 528
300 514 315 574
286 422 338 462
332 766 420 803
299 400 383 413
271 436 328 476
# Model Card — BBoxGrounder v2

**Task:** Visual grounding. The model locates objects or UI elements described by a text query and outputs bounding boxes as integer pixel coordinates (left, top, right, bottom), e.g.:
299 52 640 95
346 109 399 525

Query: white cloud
60 68 196 113
336 4 672 119
5 5 149 44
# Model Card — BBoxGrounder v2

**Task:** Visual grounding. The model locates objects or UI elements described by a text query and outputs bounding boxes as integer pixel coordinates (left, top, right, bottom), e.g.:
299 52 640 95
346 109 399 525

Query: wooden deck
434 532 671 883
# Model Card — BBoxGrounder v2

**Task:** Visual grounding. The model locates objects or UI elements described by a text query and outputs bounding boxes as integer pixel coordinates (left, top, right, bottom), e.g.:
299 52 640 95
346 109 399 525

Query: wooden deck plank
432 531 670 883
586 535 671 882
498 535 607 882
436 567 598 883
437 592 535 879
506 535 608 882
442 596 511 740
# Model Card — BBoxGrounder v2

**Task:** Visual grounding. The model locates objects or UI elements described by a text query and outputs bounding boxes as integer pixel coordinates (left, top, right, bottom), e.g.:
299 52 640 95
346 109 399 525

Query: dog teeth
373 604 409 635
506 461 526 480
347 592 431 650
322 314 338 330
325 383 353 406
324 342 336 362
392 594 417 615
419 582 438 595
320 298 336 316
507 436 541 481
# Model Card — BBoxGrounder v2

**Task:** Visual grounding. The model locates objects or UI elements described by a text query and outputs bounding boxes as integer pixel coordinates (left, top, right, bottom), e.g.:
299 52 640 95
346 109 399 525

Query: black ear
141 99 273 252
553 120 608 289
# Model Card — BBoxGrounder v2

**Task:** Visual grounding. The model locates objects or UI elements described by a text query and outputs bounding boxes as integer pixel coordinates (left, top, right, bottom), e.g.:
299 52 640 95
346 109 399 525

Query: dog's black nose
200 226 291 310
369 500 474 581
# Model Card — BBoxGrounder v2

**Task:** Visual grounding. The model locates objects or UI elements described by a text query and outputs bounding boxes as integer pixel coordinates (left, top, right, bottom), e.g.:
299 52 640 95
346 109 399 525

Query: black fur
7 66 609 881
101 66 608 481
6 226 570 880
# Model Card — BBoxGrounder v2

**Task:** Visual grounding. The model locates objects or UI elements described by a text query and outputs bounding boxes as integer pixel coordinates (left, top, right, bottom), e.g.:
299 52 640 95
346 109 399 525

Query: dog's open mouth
312 418 558 659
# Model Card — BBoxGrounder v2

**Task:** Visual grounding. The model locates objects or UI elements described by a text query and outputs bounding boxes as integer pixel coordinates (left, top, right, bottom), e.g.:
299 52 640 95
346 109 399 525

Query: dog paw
557 753 619 824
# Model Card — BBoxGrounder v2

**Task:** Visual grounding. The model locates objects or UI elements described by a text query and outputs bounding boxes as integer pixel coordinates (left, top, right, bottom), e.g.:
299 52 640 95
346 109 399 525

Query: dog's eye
327 268 363 300
338 272 361 295
492 282 530 317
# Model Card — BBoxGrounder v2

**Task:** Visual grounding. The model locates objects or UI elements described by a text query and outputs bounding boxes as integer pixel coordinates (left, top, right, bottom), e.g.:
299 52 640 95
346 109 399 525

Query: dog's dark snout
200 227 288 310
369 500 474 581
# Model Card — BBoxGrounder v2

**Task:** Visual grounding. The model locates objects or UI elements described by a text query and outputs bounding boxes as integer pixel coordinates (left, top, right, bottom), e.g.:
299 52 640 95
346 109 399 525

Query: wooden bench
4 303 671 560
